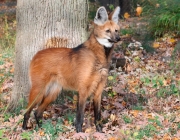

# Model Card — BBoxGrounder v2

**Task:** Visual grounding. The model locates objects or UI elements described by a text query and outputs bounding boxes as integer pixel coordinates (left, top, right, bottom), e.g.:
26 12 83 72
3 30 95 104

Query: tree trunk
8 0 89 111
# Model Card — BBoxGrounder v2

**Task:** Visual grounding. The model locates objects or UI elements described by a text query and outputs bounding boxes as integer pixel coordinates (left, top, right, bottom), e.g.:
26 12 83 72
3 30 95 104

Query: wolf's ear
94 7 108 25
109 7 120 24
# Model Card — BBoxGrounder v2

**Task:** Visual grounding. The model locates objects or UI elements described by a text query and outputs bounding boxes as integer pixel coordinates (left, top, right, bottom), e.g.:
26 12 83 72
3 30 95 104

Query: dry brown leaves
0 19 180 139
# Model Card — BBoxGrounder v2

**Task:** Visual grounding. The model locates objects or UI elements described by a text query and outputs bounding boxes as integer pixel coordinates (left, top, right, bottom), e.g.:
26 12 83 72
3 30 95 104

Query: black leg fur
75 99 86 132
34 111 43 128
22 113 30 129
93 101 102 132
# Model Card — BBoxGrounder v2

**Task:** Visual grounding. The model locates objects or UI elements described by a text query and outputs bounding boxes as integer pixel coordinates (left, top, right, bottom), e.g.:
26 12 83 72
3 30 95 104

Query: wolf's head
93 6 121 48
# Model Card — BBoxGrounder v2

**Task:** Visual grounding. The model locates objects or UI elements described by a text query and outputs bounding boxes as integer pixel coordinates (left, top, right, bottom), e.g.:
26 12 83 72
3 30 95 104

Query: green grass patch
63 111 75 125
120 28 134 36
133 0 180 37
41 118 69 139
0 14 15 92
0 49 14 87
135 124 158 139
122 115 132 124
0 129 8 140
140 74 180 97
131 104 144 110
0 15 16 50
21 131 33 140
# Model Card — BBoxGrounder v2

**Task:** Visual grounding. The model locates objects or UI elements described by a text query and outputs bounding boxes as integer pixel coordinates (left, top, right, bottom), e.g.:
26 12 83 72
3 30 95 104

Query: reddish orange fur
23 6 120 132
28 34 109 106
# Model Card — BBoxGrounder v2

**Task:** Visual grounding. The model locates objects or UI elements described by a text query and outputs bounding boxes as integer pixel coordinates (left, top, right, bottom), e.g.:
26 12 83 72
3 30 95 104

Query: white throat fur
96 38 113 48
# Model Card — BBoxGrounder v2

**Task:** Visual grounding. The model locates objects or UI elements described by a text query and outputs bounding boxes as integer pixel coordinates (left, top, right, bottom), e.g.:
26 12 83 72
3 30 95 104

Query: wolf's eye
106 29 111 33
115 30 118 32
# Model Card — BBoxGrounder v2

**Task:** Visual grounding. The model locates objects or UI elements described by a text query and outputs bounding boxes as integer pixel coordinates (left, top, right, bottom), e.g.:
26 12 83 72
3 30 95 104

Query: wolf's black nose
116 36 121 42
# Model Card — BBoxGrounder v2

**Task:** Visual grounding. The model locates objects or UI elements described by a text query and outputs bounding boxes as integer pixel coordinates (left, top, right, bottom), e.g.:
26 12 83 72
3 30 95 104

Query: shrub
133 0 180 37
149 0 180 36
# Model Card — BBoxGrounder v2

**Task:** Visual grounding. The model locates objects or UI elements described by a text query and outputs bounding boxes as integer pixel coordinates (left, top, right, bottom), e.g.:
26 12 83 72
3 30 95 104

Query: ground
0 8 180 140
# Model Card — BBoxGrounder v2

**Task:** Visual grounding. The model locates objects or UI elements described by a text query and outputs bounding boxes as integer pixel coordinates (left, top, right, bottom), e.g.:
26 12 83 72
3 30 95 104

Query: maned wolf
22 6 120 132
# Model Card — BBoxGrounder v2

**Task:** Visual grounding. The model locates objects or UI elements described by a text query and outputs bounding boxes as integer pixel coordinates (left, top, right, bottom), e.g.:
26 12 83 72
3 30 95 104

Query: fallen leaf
162 133 171 140
110 114 116 122
156 3 160 8
175 130 180 138
93 132 106 139
109 137 116 140
113 102 123 109
124 12 130 19
122 101 126 107
133 132 139 137
73 95 78 101
136 6 143 17
129 110 139 117
39 130 45 136
153 42 160 48
10 67 14 73
112 85 125 94
85 127 93 133
168 38 176 44
64 119 69 126
102 110 110 119
172 137 179 140
126 64 132 72
72 132 89 139
108 76 114 81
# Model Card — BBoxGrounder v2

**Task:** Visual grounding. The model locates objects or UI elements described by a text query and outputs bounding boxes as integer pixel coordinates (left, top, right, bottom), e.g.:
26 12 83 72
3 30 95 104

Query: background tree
8 0 89 111
95 0 131 16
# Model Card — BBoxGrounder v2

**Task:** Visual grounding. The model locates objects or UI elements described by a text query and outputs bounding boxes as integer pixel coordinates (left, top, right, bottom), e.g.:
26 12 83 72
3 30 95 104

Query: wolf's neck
84 33 114 67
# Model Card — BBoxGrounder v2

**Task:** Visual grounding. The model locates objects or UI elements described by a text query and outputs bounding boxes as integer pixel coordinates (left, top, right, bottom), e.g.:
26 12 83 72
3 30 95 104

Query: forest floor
0 12 180 140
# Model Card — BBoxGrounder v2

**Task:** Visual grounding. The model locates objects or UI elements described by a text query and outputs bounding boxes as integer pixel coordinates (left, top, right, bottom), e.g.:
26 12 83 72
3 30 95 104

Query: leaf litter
0 18 180 139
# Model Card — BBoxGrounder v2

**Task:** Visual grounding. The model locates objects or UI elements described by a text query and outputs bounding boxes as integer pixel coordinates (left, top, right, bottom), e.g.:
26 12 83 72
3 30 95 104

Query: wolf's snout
116 36 121 42
108 36 120 43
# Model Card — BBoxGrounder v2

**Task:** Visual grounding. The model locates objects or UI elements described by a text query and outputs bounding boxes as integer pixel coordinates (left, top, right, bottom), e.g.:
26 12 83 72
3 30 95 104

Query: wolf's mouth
108 37 121 43
108 39 115 43
108 39 117 43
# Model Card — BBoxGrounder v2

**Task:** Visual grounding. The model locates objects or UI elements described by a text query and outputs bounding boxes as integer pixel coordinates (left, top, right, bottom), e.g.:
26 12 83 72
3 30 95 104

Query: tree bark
9 0 89 111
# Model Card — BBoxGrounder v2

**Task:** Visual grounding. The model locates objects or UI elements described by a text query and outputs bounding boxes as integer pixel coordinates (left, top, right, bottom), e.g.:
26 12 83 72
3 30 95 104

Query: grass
0 14 15 89
131 104 144 110
140 73 180 98
21 131 32 140
123 115 132 124
120 28 134 36
0 14 16 125
0 49 15 116
0 15 16 50
136 124 158 139
171 42 180 73
133 0 180 37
